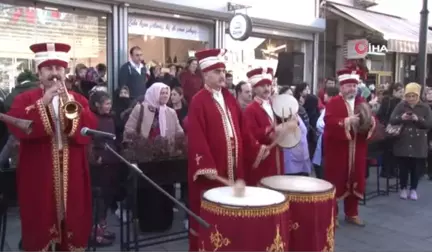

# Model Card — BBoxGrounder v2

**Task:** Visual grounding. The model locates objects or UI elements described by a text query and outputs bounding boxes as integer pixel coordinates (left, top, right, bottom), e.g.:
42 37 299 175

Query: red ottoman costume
323 68 375 225
7 43 97 251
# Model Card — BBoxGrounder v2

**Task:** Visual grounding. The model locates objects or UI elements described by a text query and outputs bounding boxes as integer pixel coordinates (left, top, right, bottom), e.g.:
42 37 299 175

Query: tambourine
355 102 373 133
271 94 301 148
272 94 299 119
277 125 301 148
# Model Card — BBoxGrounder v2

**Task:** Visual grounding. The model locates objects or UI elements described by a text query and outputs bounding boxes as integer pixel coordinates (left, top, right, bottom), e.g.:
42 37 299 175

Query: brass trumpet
54 78 82 120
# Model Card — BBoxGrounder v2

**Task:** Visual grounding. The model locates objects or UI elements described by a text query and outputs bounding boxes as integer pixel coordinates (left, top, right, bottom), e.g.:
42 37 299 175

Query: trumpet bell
63 101 81 120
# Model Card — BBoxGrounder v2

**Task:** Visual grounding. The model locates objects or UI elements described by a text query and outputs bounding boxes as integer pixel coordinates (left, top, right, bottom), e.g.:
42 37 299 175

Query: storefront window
225 34 306 85
128 16 212 70
368 54 394 72
0 3 107 91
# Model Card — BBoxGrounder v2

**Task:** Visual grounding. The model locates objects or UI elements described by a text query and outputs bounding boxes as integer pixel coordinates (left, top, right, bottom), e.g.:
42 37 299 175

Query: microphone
80 127 116 140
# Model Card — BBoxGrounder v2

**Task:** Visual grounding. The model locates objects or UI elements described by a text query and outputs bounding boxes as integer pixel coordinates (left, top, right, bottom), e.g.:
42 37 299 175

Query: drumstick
269 108 287 149
214 175 245 197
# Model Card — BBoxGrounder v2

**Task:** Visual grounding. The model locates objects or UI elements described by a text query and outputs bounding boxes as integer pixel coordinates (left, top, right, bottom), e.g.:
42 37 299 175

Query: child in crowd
89 91 118 247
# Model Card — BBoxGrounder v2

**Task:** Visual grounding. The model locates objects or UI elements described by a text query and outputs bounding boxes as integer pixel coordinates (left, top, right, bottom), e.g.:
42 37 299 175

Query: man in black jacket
118 46 147 99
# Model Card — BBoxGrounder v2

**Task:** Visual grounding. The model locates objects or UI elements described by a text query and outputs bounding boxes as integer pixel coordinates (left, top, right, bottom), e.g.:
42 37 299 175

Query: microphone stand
104 144 210 231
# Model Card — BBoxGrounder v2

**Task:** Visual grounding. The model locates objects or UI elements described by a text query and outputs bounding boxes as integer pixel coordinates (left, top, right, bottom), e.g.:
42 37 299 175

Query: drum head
278 126 301 148
272 94 299 119
260 175 333 193
203 186 285 207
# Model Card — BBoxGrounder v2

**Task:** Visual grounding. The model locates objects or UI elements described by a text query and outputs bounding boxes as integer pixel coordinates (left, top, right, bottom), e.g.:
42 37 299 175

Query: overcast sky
369 0 429 23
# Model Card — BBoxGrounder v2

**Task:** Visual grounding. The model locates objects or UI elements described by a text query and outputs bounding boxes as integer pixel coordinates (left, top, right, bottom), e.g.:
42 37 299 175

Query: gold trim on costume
198 242 206 252
322 214 335 252
343 118 352 140
283 188 335 203
40 238 61 252
68 117 80 137
214 100 235 182
252 144 267 168
193 168 218 181
49 224 58 235
68 245 87 252
59 111 70 213
289 221 300 231
48 104 62 242
210 225 231 250
36 99 53 135
201 200 289 218
352 182 364 199
366 116 376 140
226 108 239 181
266 225 285 252
343 100 354 141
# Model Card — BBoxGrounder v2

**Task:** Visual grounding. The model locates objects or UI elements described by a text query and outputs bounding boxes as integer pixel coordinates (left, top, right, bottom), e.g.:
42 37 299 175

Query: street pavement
2 173 432 251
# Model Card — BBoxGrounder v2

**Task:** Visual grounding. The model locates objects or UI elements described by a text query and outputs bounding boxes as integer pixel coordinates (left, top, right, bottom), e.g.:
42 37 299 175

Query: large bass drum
260 176 336 252
199 186 290 251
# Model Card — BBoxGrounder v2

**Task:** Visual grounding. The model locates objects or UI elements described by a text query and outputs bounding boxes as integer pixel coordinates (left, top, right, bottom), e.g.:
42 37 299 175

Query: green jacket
4 81 38 112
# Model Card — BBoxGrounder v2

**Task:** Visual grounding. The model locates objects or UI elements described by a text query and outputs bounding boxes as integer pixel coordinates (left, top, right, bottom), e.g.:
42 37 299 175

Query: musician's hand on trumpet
41 84 60 106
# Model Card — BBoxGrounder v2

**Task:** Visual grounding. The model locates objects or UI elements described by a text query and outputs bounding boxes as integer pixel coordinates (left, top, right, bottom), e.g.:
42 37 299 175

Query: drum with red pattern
260 176 336 252
198 186 289 251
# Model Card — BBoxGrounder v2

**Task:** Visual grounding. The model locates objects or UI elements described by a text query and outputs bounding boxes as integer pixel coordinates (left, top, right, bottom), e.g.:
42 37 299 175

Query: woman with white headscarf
124 82 183 140
123 82 184 232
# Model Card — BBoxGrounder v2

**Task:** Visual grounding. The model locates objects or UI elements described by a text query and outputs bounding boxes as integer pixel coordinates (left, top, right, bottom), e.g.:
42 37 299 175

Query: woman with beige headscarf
389 82 432 201
124 82 183 140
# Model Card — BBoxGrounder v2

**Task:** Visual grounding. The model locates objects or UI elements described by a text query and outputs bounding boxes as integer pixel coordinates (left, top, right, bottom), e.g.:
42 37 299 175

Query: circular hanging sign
228 13 252 41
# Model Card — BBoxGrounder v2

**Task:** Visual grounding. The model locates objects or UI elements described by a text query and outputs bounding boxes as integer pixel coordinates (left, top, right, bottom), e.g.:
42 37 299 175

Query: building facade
0 0 325 93
320 0 432 87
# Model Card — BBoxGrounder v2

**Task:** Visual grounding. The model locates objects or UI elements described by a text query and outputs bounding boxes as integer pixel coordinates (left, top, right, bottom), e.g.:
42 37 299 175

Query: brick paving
3 174 432 251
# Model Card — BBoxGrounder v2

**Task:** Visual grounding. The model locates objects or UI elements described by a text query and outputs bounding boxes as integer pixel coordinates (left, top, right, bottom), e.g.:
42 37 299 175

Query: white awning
327 3 432 54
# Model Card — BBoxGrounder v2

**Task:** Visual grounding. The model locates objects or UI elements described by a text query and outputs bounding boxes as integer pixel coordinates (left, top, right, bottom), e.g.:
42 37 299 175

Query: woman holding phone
389 82 432 201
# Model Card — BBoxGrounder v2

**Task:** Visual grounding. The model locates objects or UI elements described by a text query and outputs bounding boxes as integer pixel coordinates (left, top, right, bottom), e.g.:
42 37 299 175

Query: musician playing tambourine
6 43 98 251
323 68 376 228
243 67 299 185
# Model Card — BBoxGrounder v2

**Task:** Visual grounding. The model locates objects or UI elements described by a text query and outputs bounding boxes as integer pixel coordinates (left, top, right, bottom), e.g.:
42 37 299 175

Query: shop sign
346 39 388 59
228 13 252 41
1 6 66 24
128 17 210 42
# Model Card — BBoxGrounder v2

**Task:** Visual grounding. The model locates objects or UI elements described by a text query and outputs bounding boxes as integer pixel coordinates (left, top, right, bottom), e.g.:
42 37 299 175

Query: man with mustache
187 49 270 252
7 43 97 251
323 68 376 227
242 67 285 185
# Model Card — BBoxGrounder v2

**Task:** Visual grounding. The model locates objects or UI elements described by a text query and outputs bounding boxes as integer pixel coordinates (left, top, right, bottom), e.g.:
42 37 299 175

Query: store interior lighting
261 44 286 58
44 6 58 11
143 35 156 41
